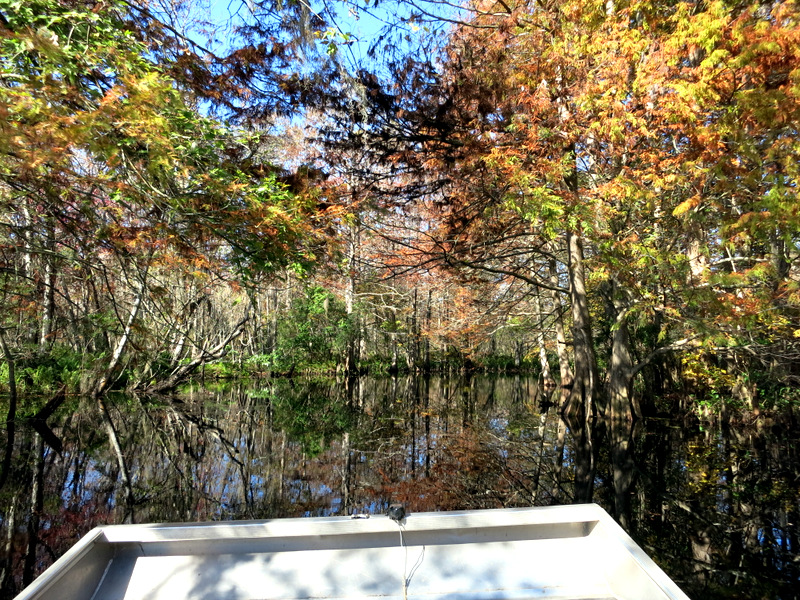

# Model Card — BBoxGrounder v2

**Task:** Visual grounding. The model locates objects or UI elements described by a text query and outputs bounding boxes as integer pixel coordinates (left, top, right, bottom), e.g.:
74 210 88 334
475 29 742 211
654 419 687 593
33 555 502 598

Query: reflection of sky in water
488 417 508 433
7 375 800 598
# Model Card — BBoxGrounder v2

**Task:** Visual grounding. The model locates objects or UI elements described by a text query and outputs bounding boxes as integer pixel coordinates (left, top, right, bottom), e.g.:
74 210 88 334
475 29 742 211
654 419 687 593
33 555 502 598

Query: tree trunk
0 329 17 490
93 265 149 397
552 416 567 501
170 297 202 367
608 308 637 424
410 289 419 372
38 231 57 350
88 274 110 352
534 293 555 387
565 231 598 421
423 290 432 372
341 431 353 514
770 232 790 291
344 221 360 376
550 257 573 388
20 204 37 345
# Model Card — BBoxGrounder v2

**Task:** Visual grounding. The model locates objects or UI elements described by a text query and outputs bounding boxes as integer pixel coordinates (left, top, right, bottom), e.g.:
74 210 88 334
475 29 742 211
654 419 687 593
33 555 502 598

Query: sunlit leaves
393 0 800 400
0 0 331 396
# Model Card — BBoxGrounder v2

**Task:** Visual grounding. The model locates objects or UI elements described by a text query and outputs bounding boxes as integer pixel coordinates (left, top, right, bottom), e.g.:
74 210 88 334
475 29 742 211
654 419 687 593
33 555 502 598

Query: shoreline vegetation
1 327 797 422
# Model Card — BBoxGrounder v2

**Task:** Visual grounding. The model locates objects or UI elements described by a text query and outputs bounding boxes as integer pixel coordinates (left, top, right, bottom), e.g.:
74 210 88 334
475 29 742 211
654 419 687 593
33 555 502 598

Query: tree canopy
0 0 798 414
0 0 328 394
322 0 800 416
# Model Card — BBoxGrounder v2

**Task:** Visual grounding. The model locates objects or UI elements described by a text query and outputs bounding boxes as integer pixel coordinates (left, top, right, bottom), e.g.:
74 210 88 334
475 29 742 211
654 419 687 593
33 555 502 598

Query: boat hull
15 504 689 600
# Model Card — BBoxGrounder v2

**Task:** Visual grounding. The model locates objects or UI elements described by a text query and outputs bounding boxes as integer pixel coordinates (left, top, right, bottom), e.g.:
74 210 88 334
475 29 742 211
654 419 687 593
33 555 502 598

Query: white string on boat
398 523 408 600
396 519 425 600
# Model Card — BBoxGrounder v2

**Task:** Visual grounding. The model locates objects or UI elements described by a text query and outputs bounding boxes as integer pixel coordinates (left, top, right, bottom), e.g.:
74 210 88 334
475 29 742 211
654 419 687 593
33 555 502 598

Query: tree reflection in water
0 375 798 599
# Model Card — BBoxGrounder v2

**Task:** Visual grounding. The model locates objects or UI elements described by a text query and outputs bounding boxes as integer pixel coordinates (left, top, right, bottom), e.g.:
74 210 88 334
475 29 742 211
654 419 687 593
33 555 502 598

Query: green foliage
203 362 245 379
477 353 526 372
269 285 351 373
245 354 274 370
749 373 800 411
357 357 395 376
0 344 84 396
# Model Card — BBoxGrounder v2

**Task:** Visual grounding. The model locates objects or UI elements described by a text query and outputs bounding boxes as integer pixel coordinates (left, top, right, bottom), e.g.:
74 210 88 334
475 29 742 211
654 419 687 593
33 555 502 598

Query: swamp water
0 375 798 599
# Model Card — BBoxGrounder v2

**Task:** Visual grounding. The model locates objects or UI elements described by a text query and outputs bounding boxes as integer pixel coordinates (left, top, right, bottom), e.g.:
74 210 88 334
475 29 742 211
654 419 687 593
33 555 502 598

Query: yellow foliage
672 194 702 216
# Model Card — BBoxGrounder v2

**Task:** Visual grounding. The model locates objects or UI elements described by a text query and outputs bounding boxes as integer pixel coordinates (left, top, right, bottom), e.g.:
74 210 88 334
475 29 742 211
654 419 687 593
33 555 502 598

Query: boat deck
16 505 689 600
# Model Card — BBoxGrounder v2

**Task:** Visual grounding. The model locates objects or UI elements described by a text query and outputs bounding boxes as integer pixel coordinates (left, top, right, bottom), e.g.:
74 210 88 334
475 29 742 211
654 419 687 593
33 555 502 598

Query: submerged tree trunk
0 492 17 591
610 418 637 529
22 434 45 586
607 295 639 525
98 398 135 523
563 410 595 503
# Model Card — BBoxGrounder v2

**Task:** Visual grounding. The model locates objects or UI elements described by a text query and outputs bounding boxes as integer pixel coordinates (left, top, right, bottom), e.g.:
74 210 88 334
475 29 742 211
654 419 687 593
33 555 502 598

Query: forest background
1 0 800 425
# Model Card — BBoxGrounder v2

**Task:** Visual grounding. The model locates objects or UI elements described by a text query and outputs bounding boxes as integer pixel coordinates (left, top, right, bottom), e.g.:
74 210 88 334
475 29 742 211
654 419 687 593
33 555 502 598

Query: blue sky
196 0 451 70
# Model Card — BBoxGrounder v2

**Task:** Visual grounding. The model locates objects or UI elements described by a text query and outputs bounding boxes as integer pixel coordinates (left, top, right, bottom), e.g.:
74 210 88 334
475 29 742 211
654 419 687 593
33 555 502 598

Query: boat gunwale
97 504 602 543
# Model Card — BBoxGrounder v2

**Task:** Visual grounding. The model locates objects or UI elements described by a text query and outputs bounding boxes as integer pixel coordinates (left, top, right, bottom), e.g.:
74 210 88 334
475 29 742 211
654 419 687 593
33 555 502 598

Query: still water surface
0 375 798 599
